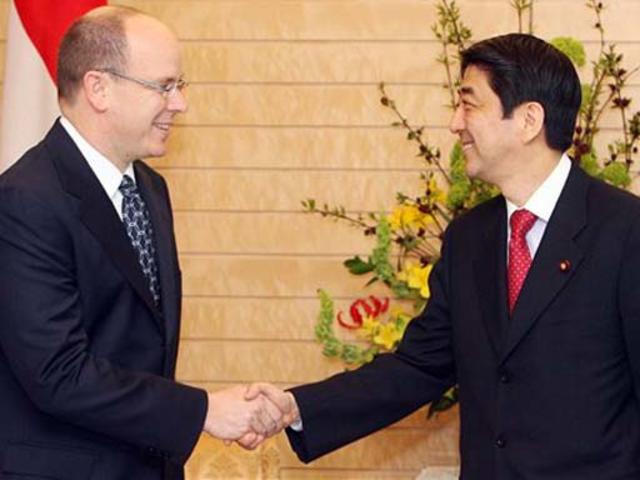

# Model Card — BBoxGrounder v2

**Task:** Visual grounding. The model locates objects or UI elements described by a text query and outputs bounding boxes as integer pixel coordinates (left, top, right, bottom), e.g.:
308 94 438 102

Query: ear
81 70 110 112
519 101 545 144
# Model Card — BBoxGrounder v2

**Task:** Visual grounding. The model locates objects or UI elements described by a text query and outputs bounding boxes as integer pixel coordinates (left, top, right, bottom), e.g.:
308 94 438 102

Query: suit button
500 371 510 384
495 436 506 448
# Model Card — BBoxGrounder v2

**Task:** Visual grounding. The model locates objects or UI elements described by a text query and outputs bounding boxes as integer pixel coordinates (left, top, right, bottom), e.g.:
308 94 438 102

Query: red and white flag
0 0 106 172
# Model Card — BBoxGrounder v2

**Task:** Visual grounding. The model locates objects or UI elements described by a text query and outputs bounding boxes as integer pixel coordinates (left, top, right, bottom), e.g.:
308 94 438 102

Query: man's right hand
245 382 300 426
232 383 301 450
203 385 284 443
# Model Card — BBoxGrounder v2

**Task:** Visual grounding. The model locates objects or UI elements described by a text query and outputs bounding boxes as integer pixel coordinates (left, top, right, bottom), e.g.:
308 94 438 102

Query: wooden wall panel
0 1 6 39
180 255 392 298
159 127 430 169
174 212 376 254
182 41 443 84
3 0 640 478
115 1 640 43
181 298 329 341
176 341 341 384
163 169 426 211
121 1 478 40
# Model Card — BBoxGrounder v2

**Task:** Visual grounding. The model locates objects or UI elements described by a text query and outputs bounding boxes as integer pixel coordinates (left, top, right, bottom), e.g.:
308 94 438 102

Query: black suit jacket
0 121 207 479
288 164 640 479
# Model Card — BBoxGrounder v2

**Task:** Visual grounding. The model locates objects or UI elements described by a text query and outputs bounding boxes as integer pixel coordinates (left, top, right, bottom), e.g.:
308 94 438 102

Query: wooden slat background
2 1 640 478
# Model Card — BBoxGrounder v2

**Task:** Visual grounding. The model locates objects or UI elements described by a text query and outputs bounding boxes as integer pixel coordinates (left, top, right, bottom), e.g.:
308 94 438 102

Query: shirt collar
506 153 572 223
60 116 136 200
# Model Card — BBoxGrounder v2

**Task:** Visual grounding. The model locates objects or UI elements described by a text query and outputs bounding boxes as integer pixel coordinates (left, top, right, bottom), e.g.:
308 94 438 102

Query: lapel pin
559 260 571 272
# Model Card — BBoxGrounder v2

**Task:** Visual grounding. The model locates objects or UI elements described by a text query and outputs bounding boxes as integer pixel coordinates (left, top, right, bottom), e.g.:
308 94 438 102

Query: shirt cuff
289 419 303 431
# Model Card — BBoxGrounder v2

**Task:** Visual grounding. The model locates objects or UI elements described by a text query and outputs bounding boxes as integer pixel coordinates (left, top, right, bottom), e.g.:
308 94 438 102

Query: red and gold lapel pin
559 260 571 272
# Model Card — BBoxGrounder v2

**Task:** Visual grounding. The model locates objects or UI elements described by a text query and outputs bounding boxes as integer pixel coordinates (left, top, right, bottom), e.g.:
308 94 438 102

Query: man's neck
500 149 563 207
61 107 130 173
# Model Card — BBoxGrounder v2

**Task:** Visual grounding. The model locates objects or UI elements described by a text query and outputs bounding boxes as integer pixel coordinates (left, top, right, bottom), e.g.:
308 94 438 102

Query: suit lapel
135 162 179 340
473 198 509 358
47 121 164 329
501 164 589 363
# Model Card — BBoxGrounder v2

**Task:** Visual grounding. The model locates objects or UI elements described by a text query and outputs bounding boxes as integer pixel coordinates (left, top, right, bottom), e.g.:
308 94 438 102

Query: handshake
202 383 300 449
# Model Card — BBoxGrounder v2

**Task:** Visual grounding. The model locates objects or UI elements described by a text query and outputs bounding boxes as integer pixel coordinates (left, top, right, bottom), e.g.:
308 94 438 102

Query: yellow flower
388 204 432 232
391 307 412 327
358 315 380 339
373 322 403 350
398 262 433 298
427 176 446 205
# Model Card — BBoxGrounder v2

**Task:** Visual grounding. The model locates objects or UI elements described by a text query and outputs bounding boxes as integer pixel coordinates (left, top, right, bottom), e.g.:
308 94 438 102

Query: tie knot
510 209 537 236
119 175 137 197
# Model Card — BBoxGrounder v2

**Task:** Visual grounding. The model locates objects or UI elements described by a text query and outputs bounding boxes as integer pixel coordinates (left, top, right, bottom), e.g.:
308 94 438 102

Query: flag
0 0 106 171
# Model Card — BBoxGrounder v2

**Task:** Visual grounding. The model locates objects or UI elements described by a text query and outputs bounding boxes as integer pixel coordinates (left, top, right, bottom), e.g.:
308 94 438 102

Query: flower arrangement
303 0 640 416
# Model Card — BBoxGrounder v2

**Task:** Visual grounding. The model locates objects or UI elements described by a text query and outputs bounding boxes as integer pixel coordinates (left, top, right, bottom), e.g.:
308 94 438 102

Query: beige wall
1 1 640 478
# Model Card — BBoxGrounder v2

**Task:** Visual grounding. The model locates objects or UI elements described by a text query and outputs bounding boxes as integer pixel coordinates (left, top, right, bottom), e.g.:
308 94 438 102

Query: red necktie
508 209 537 313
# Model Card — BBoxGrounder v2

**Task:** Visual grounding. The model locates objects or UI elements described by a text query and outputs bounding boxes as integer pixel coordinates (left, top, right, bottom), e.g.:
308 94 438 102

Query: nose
167 88 188 113
449 104 465 134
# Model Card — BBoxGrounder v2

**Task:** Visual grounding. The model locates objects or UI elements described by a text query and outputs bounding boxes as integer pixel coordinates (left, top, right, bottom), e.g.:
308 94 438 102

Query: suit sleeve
286 226 457 462
0 186 207 464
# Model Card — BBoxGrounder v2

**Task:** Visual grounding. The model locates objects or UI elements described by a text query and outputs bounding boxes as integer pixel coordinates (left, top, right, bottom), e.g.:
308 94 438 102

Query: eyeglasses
98 68 188 97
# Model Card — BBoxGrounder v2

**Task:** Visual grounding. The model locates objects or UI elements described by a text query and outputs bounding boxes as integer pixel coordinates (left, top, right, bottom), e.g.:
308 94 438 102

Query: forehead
124 15 181 75
458 65 505 111
459 65 494 97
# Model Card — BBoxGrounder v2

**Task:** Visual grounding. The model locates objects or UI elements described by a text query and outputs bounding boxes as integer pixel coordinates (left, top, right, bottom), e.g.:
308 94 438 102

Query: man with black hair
249 33 640 479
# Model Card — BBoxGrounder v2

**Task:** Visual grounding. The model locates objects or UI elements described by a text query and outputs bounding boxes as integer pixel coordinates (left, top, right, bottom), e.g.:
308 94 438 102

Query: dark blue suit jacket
288 164 640 479
0 121 207 479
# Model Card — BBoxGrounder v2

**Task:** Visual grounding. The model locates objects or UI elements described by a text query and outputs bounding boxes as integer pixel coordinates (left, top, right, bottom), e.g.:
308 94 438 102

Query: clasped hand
203 383 299 450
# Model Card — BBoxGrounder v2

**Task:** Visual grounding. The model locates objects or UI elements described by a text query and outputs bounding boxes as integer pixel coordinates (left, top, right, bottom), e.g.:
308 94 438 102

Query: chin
463 154 486 181
463 160 478 179
144 144 168 159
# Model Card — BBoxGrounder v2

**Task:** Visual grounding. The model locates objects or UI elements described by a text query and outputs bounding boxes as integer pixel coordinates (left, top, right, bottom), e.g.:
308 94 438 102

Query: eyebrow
458 86 476 97
157 74 184 83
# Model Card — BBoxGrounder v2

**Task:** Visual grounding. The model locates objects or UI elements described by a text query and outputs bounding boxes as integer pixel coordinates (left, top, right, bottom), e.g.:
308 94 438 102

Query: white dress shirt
60 116 135 220
505 153 572 262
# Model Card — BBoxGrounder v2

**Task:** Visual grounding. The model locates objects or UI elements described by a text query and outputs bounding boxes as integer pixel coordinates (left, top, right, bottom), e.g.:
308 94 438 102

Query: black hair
461 33 581 152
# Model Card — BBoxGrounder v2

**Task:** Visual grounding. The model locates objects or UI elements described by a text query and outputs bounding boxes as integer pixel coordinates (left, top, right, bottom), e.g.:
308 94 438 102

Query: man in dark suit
248 34 640 479
0 6 285 479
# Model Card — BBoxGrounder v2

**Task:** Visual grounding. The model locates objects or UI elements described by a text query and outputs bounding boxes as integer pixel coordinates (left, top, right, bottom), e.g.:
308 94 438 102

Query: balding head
56 6 185 169
57 6 142 101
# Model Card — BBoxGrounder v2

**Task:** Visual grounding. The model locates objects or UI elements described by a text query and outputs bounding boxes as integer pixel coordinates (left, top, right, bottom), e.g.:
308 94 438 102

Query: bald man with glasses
0 6 288 479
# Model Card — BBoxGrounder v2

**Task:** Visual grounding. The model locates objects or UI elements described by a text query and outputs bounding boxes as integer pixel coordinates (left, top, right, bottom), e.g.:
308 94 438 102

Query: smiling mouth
461 140 474 150
154 123 171 132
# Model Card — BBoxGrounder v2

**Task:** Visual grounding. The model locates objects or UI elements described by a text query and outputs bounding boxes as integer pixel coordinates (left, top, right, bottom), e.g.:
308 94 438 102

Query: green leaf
341 344 365 364
580 151 600 177
391 282 415 299
446 181 471 210
600 161 631 187
322 341 341 358
361 347 379 363
550 37 586 68
445 142 497 211
344 256 375 275
371 216 395 284
365 276 379 287
427 386 459 418
580 84 593 114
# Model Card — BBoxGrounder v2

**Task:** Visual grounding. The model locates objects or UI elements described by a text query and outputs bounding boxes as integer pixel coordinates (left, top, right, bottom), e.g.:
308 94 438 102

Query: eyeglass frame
97 68 188 97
